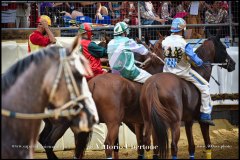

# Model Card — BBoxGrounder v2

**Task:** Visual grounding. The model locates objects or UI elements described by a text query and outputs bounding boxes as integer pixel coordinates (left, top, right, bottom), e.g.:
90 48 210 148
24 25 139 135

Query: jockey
28 15 56 53
78 23 108 80
162 18 215 126
107 21 157 83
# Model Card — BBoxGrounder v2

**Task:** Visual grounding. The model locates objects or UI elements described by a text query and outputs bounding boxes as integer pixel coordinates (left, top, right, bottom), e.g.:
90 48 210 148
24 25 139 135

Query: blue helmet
170 18 186 33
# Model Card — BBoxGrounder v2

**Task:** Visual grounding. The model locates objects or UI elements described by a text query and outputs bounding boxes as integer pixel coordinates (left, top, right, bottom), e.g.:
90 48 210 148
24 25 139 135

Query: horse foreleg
170 122 181 159
152 129 159 159
39 119 70 159
39 119 53 144
185 121 195 159
134 123 145 159
104 123 120 159
199 122 212 159
113 137 119 159
74 131 93 159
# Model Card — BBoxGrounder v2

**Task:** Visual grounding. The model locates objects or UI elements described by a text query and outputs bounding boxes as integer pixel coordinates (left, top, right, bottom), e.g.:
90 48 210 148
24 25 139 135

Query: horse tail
149 83 170 159
74 131 93 158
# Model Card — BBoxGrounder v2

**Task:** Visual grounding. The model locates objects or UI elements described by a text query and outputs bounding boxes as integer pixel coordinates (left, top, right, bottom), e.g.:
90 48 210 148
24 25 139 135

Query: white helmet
170 18 186 33
114 21 130 36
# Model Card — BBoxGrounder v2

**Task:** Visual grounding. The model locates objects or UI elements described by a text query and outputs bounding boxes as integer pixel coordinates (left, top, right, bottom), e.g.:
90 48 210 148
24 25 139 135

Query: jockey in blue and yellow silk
107 21 156 83
162 18 215 126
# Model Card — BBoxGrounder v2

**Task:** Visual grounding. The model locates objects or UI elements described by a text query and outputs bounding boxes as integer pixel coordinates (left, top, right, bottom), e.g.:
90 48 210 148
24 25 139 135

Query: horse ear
206 30 212 39
157 31 163 39
216 30 220 41
135 37 141 43
105 34 111 44
145 34 150 46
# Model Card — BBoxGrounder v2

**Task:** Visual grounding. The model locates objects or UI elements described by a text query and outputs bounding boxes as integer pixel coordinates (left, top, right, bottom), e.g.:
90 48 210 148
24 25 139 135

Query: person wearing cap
28 15 56 53
107 21 157 83
78 23 108 80
162 18 215 126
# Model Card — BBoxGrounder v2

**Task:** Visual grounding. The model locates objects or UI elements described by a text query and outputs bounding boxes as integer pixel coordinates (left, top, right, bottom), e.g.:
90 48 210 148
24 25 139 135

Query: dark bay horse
1 46 96 158
37 34 165 159
140 36 236 159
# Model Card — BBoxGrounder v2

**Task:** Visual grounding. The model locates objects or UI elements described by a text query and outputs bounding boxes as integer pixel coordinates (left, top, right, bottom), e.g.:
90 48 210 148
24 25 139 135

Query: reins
2 48 88 119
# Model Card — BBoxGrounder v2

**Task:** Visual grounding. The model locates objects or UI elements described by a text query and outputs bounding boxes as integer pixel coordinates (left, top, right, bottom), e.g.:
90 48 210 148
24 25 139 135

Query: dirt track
34 119 238 159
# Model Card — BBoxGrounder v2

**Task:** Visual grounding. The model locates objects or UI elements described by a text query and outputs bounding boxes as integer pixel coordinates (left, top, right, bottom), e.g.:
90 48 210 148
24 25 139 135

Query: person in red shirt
28 15 56 53
78 23 108 80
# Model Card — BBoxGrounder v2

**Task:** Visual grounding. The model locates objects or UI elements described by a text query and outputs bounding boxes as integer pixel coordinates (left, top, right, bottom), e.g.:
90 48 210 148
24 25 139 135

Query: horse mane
2 45 64 93
195 36 225 61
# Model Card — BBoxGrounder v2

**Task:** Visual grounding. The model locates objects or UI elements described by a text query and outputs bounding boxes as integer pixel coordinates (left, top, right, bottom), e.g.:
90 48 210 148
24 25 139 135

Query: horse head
211 35 236 72
195 36 235 78
98 31 112 48
137 32 165 74
44 45 97 133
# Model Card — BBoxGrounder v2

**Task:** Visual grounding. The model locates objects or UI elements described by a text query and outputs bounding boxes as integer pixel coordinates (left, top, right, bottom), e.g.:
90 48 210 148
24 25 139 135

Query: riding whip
201 65 220 86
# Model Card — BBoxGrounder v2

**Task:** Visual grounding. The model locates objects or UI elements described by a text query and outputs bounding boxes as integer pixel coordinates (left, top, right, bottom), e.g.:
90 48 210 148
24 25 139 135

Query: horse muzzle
226 57 236 72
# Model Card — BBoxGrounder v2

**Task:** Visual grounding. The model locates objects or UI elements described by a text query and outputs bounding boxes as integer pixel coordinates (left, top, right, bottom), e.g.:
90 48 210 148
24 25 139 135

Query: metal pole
37 2 41 17
137 1 142 40
228 1 233 46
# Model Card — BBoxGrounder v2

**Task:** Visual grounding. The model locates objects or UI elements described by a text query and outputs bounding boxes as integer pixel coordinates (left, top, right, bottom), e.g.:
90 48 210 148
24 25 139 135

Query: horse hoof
138 155 145 159
152 155 158 159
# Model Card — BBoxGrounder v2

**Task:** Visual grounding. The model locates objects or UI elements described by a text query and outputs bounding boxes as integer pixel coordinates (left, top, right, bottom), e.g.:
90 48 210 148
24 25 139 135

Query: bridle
2 48 88 119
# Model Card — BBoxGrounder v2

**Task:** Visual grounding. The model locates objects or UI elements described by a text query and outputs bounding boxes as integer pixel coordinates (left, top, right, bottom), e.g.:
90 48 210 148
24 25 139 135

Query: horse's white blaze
81 77 99 123
79 112 89 132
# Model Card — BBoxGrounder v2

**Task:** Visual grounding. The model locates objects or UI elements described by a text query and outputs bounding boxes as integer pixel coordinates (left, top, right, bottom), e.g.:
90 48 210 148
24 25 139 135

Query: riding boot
199 119 215 126
199 113 215 126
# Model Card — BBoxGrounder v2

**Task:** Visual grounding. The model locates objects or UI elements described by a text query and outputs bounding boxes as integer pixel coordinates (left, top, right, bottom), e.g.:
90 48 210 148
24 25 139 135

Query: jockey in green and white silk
107 21 152 83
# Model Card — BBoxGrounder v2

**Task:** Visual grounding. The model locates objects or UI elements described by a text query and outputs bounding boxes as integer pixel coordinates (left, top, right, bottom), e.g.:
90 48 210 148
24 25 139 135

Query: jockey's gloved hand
148 51 157 57
185 43 203 66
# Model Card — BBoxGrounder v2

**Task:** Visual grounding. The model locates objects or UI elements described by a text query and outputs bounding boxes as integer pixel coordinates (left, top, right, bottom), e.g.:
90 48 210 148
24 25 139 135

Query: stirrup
199 119 215 126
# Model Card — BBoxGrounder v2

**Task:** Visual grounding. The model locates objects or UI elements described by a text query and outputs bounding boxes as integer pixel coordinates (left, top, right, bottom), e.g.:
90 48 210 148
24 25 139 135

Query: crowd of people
1 1 238 39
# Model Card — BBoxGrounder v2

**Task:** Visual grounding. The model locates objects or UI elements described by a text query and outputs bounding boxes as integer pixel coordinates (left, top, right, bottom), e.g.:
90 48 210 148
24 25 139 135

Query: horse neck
147 44 164 74
2 57 52 114
194 41 215 82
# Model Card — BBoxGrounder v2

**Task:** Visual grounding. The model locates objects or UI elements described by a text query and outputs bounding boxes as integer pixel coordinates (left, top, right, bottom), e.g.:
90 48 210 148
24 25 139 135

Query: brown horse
86 34 165 159
37 34 165 159
140 36 236 159
1 46 96 158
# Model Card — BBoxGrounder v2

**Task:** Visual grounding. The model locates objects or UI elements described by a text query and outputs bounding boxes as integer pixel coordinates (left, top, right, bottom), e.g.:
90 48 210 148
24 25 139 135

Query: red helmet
78 23 94 40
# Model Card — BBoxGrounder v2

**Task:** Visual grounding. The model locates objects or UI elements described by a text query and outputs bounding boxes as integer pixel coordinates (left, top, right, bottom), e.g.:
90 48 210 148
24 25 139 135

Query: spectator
172 1 189 19
109 2 122 19
1 2 17 28
139 1 167 25
16 3 31 28
79 2 104 21
55 2 84 19
157 1 173 24
120 1 138 25
40 2 54 15
51 2 82 18
205 1 228 37
29 3 38 28
28 15 56 53
139 1 167 39
185 1 205 38
99 2 109 16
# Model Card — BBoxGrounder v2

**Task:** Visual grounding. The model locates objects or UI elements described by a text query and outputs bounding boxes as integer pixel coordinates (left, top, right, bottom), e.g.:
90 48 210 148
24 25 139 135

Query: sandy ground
34 119 238 159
